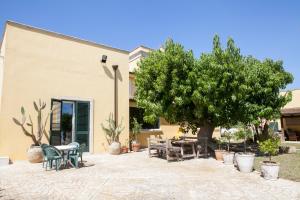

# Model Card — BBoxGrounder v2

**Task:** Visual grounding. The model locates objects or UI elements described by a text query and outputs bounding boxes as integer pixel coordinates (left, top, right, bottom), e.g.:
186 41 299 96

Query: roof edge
6 20 130 54
130 45 154 53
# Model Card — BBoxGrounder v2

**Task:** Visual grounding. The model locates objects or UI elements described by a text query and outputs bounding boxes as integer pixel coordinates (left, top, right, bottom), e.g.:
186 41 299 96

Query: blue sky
1 0 299 89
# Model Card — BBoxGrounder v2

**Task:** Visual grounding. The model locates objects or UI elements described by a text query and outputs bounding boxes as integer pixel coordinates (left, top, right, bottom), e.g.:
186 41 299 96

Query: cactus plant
12 99 51 146
101 113 124 145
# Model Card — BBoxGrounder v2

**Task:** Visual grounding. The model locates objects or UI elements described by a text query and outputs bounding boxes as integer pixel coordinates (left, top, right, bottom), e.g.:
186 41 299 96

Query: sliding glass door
50 99 90 152
75 101 90 152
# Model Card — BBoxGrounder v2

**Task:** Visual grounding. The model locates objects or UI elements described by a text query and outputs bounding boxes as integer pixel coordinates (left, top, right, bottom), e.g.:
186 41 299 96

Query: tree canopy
135 35 293 139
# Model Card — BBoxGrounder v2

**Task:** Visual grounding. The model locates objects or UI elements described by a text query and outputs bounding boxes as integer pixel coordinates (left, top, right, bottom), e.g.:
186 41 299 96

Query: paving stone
0 151 299 200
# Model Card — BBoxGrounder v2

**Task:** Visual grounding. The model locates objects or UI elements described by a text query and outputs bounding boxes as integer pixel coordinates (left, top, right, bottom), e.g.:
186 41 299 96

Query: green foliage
131 118 142 142
135 39 196 128
214 137 226 150
223 131 234 151
12 99 51 146
259 136 280 161
135 35 293 139
101 113 124 145
235 127 253 153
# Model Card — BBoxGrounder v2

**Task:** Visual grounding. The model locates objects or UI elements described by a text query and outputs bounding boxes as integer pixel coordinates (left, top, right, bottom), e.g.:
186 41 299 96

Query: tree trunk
254 125 259 143
261 123 269 141
197 122 215 141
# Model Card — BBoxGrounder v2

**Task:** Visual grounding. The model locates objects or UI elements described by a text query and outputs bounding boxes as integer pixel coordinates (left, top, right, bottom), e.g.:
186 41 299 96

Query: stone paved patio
0 151 299 200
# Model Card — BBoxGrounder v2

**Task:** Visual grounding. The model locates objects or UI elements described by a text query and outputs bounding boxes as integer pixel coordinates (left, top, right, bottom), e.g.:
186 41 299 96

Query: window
129 107 159 130
129 79 136 99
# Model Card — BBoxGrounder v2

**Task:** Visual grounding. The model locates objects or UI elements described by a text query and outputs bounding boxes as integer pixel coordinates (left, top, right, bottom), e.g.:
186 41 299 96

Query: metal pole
112 65 118 127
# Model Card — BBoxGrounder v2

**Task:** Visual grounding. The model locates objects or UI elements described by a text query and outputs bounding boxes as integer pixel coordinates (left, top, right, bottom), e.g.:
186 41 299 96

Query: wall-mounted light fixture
101 55 107 63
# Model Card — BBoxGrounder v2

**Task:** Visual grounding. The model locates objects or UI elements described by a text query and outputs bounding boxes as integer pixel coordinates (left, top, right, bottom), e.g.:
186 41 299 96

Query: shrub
259 136 280 162
223 131 234 151
234 128 253 153
131 118 142 143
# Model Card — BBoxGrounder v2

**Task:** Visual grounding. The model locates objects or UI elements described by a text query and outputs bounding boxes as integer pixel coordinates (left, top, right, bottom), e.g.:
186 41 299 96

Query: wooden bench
147 138 166 158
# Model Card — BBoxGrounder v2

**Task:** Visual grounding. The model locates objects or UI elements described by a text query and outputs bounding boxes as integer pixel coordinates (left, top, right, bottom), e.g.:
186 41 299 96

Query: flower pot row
215 150 279 180
108 141 141 155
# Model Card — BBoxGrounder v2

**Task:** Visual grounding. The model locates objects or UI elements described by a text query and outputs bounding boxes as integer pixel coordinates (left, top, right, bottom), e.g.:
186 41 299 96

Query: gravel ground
0 151 300 200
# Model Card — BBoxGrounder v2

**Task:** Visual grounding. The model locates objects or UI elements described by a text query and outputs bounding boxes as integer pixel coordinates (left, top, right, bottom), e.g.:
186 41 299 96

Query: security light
101 55 107 63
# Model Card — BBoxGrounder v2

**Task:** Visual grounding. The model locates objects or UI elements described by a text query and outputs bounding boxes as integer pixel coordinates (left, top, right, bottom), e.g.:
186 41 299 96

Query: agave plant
101 113 124 145
12 99 51 146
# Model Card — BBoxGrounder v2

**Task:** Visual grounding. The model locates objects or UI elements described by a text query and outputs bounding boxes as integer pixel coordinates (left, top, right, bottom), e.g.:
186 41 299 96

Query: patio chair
147 137 166 158
41 143 49 168
67 142 82 168
286 129 298 141
166 139 182 162
78 143 86 164
44 145 63 171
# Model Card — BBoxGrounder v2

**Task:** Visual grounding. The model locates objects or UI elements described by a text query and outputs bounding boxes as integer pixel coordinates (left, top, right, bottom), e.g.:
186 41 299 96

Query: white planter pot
261 161 280 180
236 152 255 173
109 142 121 155
223 152 235 165
27 146 43 163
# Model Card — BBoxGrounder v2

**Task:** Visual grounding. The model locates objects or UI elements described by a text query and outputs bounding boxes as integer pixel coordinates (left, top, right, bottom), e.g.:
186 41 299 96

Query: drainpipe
112 65 118 127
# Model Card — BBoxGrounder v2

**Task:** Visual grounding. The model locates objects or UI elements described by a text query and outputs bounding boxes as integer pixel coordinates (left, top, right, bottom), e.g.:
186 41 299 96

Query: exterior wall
0 23 129 160
129 46 151 72
284 89 300 109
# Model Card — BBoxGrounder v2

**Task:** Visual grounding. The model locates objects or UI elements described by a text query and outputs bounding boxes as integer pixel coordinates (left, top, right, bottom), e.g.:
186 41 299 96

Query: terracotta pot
121 146 129 154
108 142 121 155
214 150 226 161
261 161 280 180
132 142 141 152
27 145 43 163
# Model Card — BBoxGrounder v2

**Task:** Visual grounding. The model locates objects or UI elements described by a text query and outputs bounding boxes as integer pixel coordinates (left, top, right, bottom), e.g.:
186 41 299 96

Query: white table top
55 145 77 151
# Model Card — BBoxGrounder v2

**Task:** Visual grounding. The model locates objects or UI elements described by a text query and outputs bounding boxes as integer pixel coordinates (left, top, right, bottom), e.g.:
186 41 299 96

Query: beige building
280 89 300 140
0 21 129 160
1 21 297 160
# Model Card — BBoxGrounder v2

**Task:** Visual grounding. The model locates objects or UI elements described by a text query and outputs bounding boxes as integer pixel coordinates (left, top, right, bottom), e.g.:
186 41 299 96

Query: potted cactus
12 100 51 163
234 127 255 173
222 130 235 165
259 136 280 180
101 113 124 155
131 118 142 152
214 137 226 161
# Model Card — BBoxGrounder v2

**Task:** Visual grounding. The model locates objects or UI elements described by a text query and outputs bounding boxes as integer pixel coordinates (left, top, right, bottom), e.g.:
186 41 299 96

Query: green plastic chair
44 145 63 171
68 143 85 168
41 143 49 168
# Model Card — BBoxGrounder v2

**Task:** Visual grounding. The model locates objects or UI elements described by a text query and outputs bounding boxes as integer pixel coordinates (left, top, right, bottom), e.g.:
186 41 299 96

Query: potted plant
214 137 226 161
131 118 142 152
101 113 124 155
121 139 129 154
222 130 235 165
259 136 280 180
12 100 51 163
234 127 255 173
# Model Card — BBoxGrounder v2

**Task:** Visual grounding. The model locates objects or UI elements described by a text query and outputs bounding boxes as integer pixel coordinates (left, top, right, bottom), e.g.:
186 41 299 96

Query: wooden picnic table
172 139 197 159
